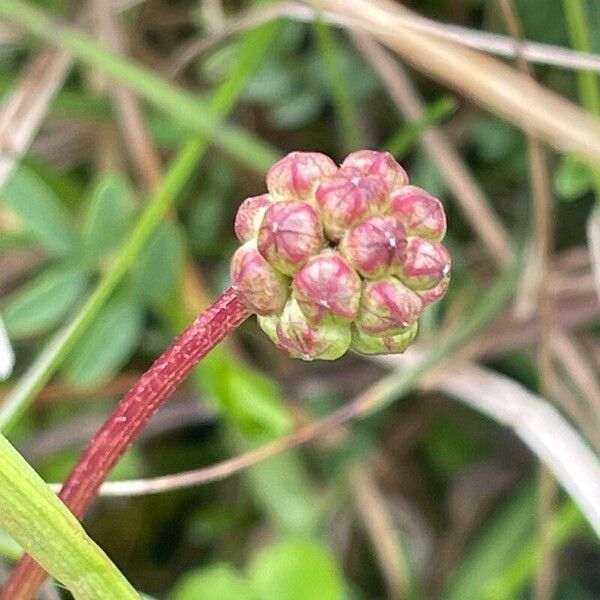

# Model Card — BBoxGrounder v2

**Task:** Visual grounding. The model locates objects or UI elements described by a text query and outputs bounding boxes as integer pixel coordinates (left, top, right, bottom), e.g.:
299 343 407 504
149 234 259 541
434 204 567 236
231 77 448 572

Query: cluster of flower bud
231 150 450 360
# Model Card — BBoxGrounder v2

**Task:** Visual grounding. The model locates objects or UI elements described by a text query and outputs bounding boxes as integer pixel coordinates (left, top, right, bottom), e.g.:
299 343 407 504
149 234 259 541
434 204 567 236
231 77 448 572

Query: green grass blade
384 95 458 158
313 17 364 151
485 500 586 600
0 0 279 172
562 0 600 195
0 22 280 433
444 481 536 600
0 434 138 599
0 528 22 561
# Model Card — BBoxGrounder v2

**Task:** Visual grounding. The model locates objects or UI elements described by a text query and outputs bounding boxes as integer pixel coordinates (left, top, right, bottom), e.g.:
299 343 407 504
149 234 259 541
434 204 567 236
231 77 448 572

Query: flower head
231 150 450 359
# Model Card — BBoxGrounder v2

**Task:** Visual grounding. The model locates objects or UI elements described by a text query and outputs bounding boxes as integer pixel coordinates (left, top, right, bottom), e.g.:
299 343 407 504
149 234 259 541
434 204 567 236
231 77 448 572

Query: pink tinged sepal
350 321 418 355
418 276 450 305
315 169 390 240
257 200 324 275
230 241 289 315
391 185 447 241
234 194 273 242
292 251 362 323
339 215 407 279
275 297 351 360
266 151 338 202
357 277 424 336
398 237 451 291
341 150 408 193
257 314 280 345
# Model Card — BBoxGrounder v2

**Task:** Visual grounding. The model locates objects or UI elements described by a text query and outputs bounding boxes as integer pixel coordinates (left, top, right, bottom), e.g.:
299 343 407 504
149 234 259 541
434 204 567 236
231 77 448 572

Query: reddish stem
1 287 249 600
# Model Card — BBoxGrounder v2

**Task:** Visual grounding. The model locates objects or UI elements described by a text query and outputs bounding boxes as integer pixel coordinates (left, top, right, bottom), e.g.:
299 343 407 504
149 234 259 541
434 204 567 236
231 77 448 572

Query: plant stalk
1 287 249 600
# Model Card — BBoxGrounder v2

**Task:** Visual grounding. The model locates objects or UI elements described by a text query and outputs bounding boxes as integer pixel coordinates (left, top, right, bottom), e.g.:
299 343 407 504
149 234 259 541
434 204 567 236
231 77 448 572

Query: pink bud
339 216 407 279
391 185 447 241
398 237 451 291
292 251 362 323
341 150 408 192
351 321 418 355
234 194 273 242
230 242 289 315
257 200 324 275
357 277 424 336
276 298 351 360
266 151 339 201
418 276 450 305
315 168 389 240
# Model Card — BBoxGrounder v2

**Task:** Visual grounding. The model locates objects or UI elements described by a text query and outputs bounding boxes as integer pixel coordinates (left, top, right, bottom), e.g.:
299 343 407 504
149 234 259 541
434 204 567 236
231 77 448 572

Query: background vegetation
0 0 599 598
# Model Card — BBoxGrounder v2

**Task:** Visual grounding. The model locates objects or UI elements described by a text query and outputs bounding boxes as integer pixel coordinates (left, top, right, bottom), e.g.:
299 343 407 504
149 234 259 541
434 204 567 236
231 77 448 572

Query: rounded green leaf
2 167 75 254
132 223 184 305
64 300 143 386
82 174 132 262
3 266 88 339
172 564 254 600
249 539 343 600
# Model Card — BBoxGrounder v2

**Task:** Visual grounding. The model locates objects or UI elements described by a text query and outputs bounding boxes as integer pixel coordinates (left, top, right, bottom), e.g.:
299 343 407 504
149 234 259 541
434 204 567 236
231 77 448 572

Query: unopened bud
234 194 273 242
342 150 408 193
418 276 450 306
351 321 418 355
315 169 389 240
292 251 361 322
391 186 446 241
339 215 407 279
231 242 289 315
357 277 424 336
267 151 338 202
276 298 351 360
398 237 451 291
257 201 324 275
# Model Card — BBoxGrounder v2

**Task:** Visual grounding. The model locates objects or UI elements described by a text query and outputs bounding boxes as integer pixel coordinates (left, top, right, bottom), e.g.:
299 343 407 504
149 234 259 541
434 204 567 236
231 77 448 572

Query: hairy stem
1 287 249 600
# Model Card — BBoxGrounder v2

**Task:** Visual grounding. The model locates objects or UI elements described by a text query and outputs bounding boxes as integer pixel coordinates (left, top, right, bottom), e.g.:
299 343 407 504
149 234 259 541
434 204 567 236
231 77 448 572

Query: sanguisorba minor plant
2 150 450 598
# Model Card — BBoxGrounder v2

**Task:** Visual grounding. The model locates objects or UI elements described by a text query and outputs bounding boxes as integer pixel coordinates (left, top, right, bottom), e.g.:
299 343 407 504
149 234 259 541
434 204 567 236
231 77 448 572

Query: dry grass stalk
0 49 72 188
350 465 412 599
87 350 600 541
351 32 513 267
306 0 600 165
170 1 600 76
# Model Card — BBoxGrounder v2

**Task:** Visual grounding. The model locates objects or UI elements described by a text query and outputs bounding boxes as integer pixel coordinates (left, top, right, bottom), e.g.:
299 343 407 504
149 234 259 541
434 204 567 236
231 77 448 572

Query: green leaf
248 539 343 600
0 434 138 599
267 91 323 129
2 166 75 254
172 564 254 600
0 1 279 173
202 352 292 438
64 299 143 386
82 174 132 262
132 223 184 306
554 155 594 200
0 527 22 561
0 16 278 434
3 265 88 338
445 482 535 600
